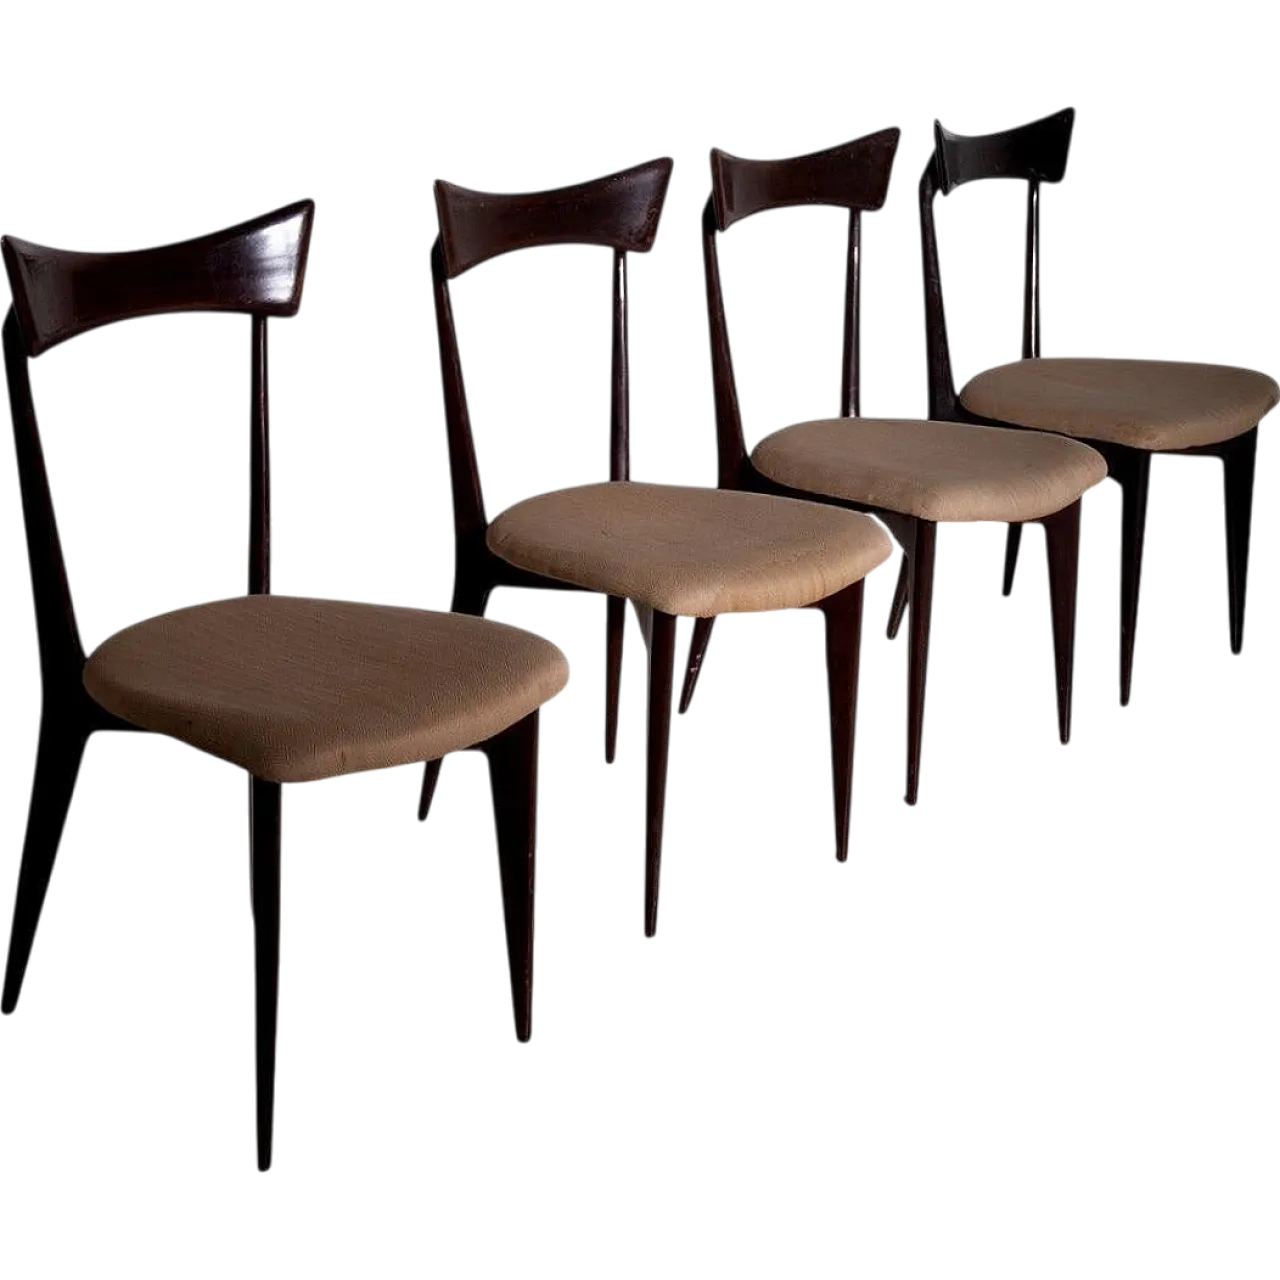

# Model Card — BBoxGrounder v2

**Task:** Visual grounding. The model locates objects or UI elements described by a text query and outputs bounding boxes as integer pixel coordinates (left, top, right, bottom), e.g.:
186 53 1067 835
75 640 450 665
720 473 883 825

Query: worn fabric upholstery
960 358 1279 451
486 481 892 617
83 596 569 783
752 417 1106 523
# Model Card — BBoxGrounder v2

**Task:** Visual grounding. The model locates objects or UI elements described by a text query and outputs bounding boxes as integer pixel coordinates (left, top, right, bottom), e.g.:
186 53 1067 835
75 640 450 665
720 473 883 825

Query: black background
2 92 1269 1172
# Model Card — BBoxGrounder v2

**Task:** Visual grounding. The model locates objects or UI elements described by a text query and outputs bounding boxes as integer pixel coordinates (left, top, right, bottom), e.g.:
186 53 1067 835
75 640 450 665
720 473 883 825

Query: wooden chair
920 108 1278 702
1 202 568 1170
679 129 1106 803
415 159 893 935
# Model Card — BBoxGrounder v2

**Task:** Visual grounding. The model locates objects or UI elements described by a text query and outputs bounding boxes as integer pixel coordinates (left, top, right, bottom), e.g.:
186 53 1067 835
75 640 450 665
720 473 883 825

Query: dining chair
1 202 568 1170
415 159 893 936
919 107 1278 703
678 129 1107 804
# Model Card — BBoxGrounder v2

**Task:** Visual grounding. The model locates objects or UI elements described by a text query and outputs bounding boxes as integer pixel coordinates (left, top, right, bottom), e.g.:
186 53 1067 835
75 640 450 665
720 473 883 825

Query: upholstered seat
486 481 893 617
960 358 1279 452
752 417 1107 523
83 596 569 783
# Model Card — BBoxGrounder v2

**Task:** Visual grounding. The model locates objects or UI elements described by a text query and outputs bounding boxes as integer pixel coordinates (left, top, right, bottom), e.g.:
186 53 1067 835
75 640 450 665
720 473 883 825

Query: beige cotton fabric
752 417 1106 523
83 596 569 783
960 358 1279 451
486 481 892 617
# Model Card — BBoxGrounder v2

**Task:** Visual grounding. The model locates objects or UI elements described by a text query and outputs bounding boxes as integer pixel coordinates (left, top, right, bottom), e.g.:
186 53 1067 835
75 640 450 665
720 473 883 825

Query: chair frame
919 107 1259 703
418 159 871 935
680 129 1083 804
1 203 540 1170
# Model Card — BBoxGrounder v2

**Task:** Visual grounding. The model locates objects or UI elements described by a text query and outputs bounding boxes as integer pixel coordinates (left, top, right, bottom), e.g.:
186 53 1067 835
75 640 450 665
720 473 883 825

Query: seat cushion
486 481 892 617
83 596 569 783
752 418 1106 523
960 358 1279 451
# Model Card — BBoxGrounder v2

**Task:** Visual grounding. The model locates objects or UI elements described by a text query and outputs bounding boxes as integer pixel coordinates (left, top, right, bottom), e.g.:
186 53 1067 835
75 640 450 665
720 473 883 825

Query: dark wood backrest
702 129 901 487
920 109 1074 419
2 201 314 704
430 160 673 566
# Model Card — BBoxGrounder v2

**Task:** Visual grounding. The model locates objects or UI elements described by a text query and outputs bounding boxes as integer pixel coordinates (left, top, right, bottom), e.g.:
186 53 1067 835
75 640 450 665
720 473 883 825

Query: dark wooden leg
605 596 625 762
886 553 909 639
1042 501 1081 745
1222 427 1257 655
905 521 936 806
644 611 677 938
1002 523 1023 597
250 777 282 1172
1115 449 1151 707
819 581 865 862
482 711 538 1043
678 616 716 715
419 757 445 819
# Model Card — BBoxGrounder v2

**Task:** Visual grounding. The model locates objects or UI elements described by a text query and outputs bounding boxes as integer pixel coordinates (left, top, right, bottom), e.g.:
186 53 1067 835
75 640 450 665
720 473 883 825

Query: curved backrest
920 109 1074 419
702 129 900 486
2 200 314 357
435 159 672 278
431 159 673 559
2 202 314 700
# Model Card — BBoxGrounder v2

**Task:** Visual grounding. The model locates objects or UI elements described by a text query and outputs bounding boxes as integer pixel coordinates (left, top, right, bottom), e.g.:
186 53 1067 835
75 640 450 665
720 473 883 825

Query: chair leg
644 611 677 938
605 596 625 762
886 553 909 639
419 757 445 819
819 581 865 862
250 777 282 1172
905 521 937 806
482 711 538 1043
1115 449 1152 707
1042 501 1082 745
1002 523 1023 597
678 616 716 714
1222 427 1257 655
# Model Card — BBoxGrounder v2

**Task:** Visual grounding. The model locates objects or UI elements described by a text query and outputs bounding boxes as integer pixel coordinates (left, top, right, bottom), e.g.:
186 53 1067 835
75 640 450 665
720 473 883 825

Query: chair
679 129 1107 804
919 108 1278 702
416 159 893 935
0 203 568 1170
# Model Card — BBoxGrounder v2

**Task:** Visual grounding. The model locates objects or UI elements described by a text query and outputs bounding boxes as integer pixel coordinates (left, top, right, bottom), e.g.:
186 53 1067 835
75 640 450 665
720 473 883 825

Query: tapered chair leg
1042 501 1082 744
820 581 865 862
1002 523 1023 597
905 521 937 806
1115 450 1152 706
482 711 538 1042
1222 427 1257 655
605 596 625 761
886 553 909 639
644 612 677 937
678 616 716 714
250 777 282 1172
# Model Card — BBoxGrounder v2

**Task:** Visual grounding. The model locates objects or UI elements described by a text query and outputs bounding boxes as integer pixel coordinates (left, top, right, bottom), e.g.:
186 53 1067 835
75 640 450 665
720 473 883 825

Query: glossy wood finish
644 612 676 937
481 711 539 1040
1043 502 1082 740
819 582 865 857
435 160 672 278
250 777 282 1171
2 201 313 356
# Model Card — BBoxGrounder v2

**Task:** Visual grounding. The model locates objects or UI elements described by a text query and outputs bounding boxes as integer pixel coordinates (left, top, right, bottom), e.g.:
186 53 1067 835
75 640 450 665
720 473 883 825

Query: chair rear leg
1002 523 1023 596
605 596 625 761
678 616 716 714
886 553 909 639
645 612 677 937
1042 501 1082 744
1115 449 1152 706
250 777 282 1172
1222 427 1258 655
905 522 937 806
819 581 865 862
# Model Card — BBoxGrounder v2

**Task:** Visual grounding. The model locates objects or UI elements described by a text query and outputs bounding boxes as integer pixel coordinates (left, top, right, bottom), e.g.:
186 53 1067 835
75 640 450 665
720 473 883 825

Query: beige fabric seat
960 358 1280 451
486 481 892 617
83 596 569 784
752 417 1107 523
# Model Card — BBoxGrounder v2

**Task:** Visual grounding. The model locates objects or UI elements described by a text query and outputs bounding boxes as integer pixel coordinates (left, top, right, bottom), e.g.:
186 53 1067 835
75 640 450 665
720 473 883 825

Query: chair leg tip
1 996 16 1016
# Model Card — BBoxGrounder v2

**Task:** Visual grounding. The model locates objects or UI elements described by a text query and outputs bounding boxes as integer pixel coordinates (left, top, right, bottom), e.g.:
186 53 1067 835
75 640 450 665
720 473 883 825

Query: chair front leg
905 520 937 806
1222 426 1258 655
818 580 866 862
605 596 626 762
1109 447 1152 706
250 776 282 1172
1002 522 1024 596
678 616 716 715
480 711 539 1042
644 611 677 938
885 553 909 639
1041 500 1082 744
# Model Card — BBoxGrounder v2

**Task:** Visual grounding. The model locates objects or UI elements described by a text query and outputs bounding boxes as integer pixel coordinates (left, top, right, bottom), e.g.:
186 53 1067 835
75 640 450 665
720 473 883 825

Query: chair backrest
701 129 900 487
2 200 314 699
919 108 1074 419
430 159 672 555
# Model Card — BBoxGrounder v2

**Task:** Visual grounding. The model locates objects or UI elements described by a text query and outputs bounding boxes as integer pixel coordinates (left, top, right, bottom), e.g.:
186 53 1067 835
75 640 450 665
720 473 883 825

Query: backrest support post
840 210 862 418
1022 180 1040 360
249 314 270 595
610 250 629 482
